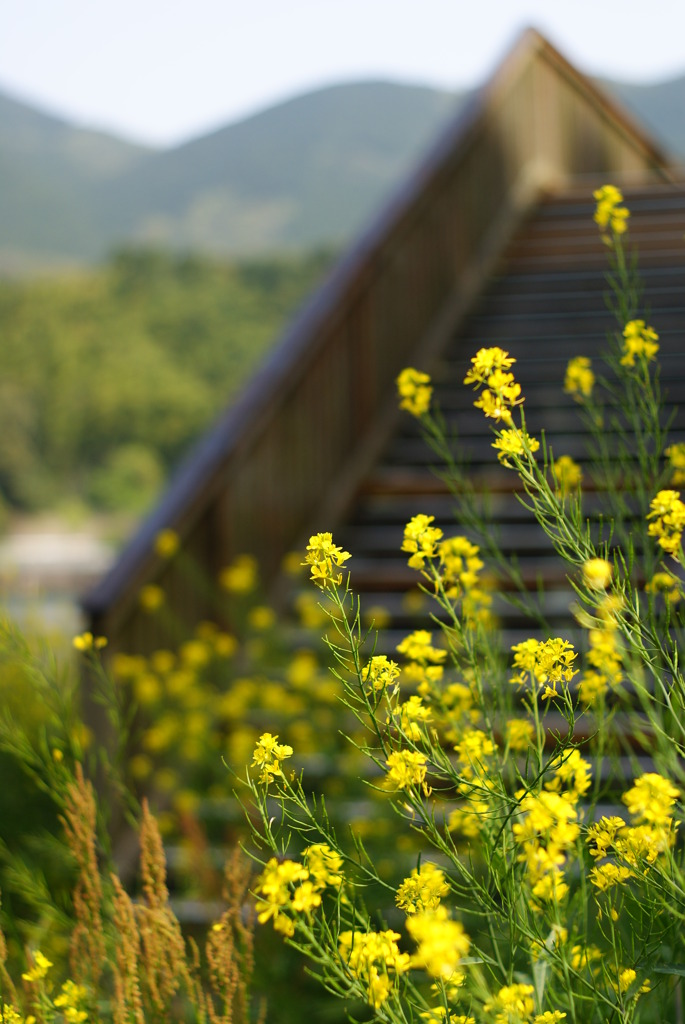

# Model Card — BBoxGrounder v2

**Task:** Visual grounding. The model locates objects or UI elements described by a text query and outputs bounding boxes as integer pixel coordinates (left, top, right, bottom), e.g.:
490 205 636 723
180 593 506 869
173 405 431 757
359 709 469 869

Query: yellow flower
396 863 449 914
621 320 659 367
154 528 180 558
248 605 276 630
22 950 53 983
139 584 165 612
646 571 682 604
647 489 685 557
492 428 540 466
593 184 629 235
666 443 685 485
360 655 397 696
582 557 613 590
72 631 107 652
534 1014 567 1024
464 347 516 387
304 843 344 889
504 719 534 753
453 728 495 780
397 367 432 417
589 862 633 891
484 983 535 1023
564 356 595 401
552 455 582 497
385 750 428 792
251 732 294 785
510 637 578 691
339 929 410 1008
54 980 88 1024
220 553 258 592
303 532 351 588
406 906 470 980
396 630 446 664
402 514 443 570
622 772 680 826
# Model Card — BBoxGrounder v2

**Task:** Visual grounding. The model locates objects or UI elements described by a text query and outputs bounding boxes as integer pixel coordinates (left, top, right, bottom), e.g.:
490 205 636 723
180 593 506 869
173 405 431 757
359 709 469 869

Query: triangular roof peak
85 29 677 647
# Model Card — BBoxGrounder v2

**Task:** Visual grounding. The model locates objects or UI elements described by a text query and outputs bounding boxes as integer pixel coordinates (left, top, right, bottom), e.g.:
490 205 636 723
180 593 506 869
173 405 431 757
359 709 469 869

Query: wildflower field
1 186 685 1023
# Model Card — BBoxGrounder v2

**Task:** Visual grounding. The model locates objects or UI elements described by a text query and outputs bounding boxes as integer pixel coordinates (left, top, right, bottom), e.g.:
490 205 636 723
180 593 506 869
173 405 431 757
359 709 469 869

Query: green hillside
0 73 683 274
0 90 153 274
0 81 462 270
601 74 685 159
0 248 333 516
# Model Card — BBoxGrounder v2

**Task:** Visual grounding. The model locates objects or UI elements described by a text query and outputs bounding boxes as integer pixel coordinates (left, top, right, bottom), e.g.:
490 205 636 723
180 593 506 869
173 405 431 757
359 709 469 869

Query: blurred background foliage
0 246 334 518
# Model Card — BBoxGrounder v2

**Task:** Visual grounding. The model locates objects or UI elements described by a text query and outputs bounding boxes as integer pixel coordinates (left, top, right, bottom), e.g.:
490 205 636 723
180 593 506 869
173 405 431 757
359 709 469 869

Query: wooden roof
83 28 679 650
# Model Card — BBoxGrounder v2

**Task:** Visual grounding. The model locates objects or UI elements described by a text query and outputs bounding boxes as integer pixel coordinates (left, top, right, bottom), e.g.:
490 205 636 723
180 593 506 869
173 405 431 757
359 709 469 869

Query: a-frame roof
84 28 678 650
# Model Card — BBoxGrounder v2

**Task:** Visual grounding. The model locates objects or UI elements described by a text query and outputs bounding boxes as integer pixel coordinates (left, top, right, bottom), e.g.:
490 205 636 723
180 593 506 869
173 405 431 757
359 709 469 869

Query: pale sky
3 0 685 147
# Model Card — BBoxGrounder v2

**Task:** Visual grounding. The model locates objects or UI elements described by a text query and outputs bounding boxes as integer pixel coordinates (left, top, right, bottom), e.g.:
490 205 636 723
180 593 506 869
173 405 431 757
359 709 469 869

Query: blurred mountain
0 81 462 272
0 73 683 274
599 74 685 160
0 90 153 273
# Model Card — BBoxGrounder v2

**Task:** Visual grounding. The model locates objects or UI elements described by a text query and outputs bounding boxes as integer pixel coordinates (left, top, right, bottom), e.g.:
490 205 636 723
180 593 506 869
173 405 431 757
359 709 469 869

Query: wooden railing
84 27 674 649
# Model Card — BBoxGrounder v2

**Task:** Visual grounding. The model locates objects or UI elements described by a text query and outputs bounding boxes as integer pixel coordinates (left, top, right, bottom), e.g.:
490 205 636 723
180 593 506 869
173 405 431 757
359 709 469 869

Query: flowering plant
241 188 685 1023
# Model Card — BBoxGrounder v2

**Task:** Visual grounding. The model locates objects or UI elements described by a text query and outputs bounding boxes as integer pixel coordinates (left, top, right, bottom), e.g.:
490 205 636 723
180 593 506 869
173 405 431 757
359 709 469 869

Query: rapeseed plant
240 187 685 1024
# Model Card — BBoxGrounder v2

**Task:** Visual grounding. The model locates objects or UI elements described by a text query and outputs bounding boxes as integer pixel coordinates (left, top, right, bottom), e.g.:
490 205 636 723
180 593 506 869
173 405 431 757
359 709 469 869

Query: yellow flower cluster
483 983 535 1023
154 528 180 559
510 637 578 698
303 532 351 588
251 732 293 785
396 862 449 914
593 184 629 236
582 557 613 590
54 981 89 1024
492 428 540 467
255 845 342 939
464 347 522 425
397 367 433 417
453 728 496 781
402 513 444 570
405 905 470 981
401 524 493 626
339 927 410 1008
396 629 446 666
439 538 493 625
396 694 433 741
385 749 429 793
579 623 624 705
396 629 447 697
21 950 53 983
646 571 682 604
512 750 591 905
139 583 165 612
72 631 107 652
647 489 685 557
564 356 594 401
587 773 679 902
363 654 400 694
504 718 535 752
621 319 659 368
6 959 90 1024
623 771 680 827
0 1006 30 1024
666 443 685 485
420 1010 474 1024
219 553 258 593
483 987 567 1023
552 455 582 498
